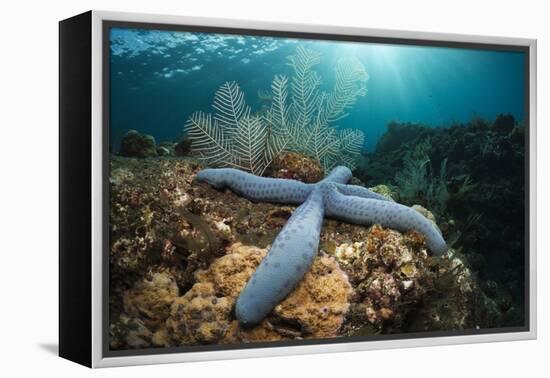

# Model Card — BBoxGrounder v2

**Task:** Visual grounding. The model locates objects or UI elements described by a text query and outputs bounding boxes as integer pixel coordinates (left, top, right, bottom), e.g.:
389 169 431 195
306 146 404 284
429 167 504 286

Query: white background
0 0 546 376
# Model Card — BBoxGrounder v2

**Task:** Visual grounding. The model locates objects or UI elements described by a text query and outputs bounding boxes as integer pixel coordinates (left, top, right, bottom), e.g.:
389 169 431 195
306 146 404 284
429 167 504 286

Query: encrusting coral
165 243 352 345
196 165 448 326
267 151 325 183
329 224 432 330
123 272 180 328
110 271 180 349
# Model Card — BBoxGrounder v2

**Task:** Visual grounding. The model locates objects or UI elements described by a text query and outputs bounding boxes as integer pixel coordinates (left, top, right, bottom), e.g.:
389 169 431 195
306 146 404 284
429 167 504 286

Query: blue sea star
196 166 448 326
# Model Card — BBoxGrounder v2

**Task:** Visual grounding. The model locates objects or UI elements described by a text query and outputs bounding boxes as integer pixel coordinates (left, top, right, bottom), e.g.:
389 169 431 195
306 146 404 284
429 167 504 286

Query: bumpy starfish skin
196 166 448 326
196 168 313 204
235 188 325 325
324 183 448 254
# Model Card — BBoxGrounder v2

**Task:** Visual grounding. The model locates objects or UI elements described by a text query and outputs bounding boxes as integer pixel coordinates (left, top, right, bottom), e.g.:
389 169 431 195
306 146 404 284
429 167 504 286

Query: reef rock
108 156 508 349
273 253 352 337
123 271 180 328
326 224 432 331
406 250 503 331
368 184 397 201
492 113 516 133
110 233 155 273
111 271 180 349
268 151 324 183
357 116 526 328
156 142 176 156
110 314 154 349
109 156 230 286
120 130 158 158
166 243 352 346
174 138 193 157
412 204 437 225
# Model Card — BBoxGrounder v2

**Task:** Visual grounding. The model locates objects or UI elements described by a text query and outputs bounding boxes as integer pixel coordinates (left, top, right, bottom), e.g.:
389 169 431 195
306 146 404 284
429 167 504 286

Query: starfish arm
322 166 352 184
334 182 392 202
196 168 313 204
324 185 448 255
235 188 325 326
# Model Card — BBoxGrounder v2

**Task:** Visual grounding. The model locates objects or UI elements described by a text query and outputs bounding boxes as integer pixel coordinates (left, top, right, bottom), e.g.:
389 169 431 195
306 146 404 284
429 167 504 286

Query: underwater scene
108 26 527 351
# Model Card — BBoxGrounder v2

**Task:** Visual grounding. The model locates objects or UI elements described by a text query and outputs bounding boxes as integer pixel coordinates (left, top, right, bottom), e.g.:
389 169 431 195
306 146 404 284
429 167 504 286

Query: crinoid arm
235 188 325 326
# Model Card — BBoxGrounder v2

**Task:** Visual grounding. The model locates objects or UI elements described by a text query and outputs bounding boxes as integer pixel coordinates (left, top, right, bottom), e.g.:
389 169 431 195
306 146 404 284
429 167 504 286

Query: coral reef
405 250 503 332
323 222 433 332
368 184 397 201
197 165 447 325
109 155 513 350
165 243 351 345
174 138 192 157
393 141 453 214
123 272 179 328
356 115 526 326
156 142 176 156
268 151 324 183
110 271 180 349
119 130 158 158
185 46 367 174
322 222 501 334
109 156 230 303
412 205 437 226
110 314 156 349
111 242 352 348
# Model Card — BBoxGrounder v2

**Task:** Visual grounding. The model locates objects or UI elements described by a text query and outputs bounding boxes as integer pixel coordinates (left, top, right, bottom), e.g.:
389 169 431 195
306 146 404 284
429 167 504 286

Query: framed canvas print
59 10 537 368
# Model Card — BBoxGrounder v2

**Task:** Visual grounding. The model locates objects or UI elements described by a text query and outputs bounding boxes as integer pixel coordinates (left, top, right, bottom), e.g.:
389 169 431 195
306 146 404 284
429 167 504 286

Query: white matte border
90 10 537 368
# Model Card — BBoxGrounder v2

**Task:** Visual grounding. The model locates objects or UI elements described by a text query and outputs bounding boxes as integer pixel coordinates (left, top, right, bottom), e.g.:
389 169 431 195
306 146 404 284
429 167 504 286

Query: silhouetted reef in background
356 114 525 327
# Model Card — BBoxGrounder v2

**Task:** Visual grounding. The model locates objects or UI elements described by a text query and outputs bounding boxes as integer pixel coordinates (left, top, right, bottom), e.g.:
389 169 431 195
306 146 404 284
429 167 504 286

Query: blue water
109 28 525 152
